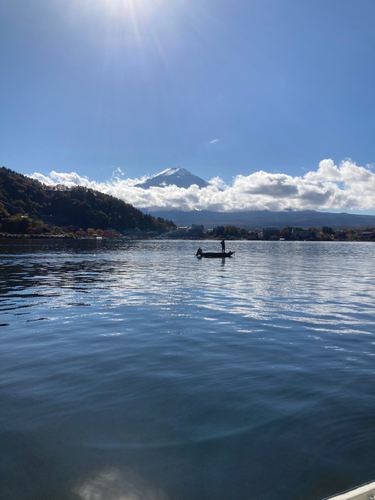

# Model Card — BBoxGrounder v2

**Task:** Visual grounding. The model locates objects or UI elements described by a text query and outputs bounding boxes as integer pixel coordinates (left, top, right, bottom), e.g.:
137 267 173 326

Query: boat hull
322 480 375 500
196 251 235 258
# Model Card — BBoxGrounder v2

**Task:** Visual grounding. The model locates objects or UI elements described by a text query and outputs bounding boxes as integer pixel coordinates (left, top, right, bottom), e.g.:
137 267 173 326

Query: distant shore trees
205 225 375 242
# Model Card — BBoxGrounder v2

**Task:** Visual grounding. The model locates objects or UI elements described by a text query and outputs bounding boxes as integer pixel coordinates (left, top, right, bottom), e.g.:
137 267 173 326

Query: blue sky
1 0 375 213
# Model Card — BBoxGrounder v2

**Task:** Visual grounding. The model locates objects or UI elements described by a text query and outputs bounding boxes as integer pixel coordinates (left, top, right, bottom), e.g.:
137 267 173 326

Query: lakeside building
291 228 314 239
166 224 205 238
261 227 317 240
261 228 280 239
361 231 375 240
167 227 189 238
122 228 142 235
187 224 204 237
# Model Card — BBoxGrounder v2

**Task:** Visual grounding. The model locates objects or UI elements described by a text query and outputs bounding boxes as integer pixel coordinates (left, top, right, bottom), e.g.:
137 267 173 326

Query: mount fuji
135 168 209 189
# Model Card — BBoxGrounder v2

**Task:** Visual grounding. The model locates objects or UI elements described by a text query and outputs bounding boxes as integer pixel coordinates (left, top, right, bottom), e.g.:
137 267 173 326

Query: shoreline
0 233 373 242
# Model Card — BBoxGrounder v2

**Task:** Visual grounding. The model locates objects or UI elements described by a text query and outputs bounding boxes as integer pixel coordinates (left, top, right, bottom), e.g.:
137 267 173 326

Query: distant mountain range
135 168 209 189
148 209 375 230
137 167 375 230
2 166 374 232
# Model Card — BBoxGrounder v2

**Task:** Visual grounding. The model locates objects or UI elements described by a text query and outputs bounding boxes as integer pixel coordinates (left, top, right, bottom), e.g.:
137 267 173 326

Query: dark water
1 239 374 500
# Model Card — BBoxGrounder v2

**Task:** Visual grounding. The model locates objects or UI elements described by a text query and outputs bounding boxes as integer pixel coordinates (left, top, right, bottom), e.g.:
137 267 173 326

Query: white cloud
207 176 227 190
210 139 220 144
112 167 124 176
28 159 375 212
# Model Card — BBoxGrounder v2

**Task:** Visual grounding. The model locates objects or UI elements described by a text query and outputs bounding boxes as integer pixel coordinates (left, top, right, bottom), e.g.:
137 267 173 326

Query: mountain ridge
147 209 375 230
135 167 209 189
0 167 175 233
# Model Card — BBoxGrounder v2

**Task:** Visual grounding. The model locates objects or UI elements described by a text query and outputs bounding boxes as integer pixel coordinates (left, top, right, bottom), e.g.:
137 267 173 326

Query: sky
1 0 375 213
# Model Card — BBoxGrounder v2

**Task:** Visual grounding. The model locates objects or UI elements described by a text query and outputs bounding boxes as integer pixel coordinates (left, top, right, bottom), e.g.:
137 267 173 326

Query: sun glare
98 0 165 16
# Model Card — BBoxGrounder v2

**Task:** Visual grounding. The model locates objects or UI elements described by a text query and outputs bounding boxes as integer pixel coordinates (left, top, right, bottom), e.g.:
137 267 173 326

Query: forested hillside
0 167 176 234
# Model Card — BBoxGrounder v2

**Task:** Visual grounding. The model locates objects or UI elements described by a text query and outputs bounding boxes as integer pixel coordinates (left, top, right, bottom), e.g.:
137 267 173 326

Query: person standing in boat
221 239 225 254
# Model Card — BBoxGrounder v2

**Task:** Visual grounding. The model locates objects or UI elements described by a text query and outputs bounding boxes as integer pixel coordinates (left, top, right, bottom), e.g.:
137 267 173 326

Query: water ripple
0 240 375 500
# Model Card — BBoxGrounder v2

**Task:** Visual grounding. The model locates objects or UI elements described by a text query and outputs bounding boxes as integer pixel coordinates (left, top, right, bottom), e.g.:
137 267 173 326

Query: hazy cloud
113 167 124 176
210 139 220 144
29 159 375 212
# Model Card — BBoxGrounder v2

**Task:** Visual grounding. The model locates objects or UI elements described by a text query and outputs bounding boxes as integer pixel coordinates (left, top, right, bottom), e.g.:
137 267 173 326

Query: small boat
322 480 375 500
196 248 235 258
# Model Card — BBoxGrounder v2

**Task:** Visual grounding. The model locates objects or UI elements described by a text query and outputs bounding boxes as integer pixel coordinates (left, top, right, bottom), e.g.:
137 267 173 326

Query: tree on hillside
213 226 225 237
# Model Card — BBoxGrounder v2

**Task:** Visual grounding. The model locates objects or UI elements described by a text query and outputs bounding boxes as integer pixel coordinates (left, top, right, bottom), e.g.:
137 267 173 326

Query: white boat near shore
323 480 375 500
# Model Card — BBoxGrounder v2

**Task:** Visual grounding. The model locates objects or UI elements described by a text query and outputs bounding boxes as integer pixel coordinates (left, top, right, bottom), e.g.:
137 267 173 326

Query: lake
0 239 375 500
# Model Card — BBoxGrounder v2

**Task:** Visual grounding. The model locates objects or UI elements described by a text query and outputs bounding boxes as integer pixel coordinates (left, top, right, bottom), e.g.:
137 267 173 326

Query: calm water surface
0 240 375 500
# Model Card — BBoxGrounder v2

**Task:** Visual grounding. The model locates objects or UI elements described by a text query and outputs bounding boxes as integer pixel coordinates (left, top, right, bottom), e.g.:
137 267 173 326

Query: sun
99 0 165 16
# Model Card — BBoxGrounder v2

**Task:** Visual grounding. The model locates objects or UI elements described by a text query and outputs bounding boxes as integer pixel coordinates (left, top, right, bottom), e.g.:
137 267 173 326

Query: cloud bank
30 159 375 213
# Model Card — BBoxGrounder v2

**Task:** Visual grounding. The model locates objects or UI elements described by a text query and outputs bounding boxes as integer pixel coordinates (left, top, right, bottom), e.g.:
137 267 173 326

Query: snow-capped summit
135 168 209 189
